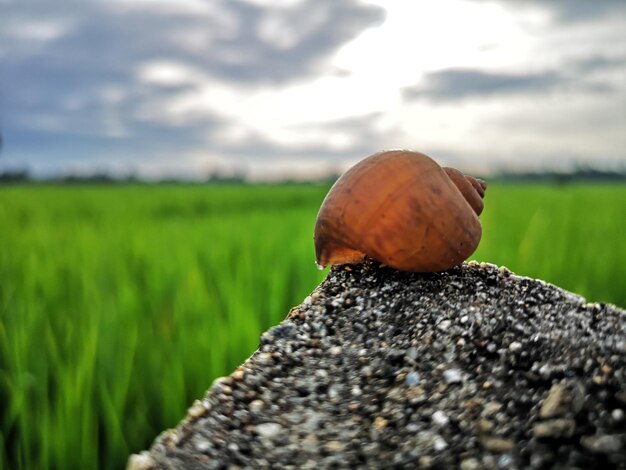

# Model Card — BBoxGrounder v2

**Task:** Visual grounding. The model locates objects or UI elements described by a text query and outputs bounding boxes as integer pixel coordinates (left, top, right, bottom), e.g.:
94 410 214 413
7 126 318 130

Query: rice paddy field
0 182 625 469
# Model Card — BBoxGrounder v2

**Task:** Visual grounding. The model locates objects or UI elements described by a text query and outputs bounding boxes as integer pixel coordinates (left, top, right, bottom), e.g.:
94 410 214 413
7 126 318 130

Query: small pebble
532 419 575 439
329 346 343 356
433 435 448 452
443 368 462 384
127 452 156 470
373 416 388 430
581 434 622 453
324 440 345 453
611 408 624 422
478 418 494 433
249 400 264 412
432 410 449 426
256 423 282 439
498 454 513 467
405 371 421 386
539 382 568 418
187 400 207 419
460 457 481 470
480 436 514 453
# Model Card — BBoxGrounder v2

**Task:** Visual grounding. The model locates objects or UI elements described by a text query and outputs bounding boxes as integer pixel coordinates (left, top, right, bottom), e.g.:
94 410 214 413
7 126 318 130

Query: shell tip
315 262 325 271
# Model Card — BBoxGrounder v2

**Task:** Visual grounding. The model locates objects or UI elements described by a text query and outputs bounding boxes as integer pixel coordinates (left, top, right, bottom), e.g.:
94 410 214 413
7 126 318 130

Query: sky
1 0 625 180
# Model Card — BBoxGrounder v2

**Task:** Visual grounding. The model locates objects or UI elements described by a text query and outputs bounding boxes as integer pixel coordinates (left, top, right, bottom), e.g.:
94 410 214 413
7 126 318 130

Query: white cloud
258 2 331 50
143 0 625 173
103 0 217 16
334 1 548 84
136 60 207 87
4 20 71 41
239 0 307 7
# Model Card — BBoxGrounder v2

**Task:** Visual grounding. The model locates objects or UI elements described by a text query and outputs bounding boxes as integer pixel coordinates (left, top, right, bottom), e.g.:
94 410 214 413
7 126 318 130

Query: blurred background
0 1 625 469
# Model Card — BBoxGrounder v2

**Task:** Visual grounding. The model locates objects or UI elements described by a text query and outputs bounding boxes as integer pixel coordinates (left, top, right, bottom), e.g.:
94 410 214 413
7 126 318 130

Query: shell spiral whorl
313 150 487 272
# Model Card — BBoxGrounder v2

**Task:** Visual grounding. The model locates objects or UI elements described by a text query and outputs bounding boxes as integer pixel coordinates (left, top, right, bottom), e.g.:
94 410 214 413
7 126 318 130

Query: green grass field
1 183 624 469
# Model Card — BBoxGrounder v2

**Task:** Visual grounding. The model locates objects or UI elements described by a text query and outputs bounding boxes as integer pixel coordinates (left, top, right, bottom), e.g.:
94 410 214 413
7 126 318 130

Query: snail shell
314 150 487 272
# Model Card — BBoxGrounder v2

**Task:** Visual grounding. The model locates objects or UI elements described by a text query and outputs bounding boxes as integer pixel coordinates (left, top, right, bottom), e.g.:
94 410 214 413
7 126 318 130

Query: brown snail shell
314 150 487 272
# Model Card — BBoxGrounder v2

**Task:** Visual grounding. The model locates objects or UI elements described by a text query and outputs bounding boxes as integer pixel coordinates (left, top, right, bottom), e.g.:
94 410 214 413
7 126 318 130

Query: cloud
471 0 626 23
390 0 626 171
403 50 626 101
1 0 384 86
0 0 624 177
403 69 562 101
209 112 389 160
0 0 385 175
523 0 625 22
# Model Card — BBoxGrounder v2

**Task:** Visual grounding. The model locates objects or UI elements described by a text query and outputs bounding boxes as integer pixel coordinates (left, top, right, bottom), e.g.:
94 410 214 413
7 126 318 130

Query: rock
508 341 523 353
533 419 576 439
478 418 495 433
256 422 282 439
480 436 514 453
460 457 481 470
537 378 586 421
432 410 449 427
372 416 388 431
580 434 623 454
128 261 626 469
442 368 463 384
127 452 156 470
323 440 345 453
405 371 421 386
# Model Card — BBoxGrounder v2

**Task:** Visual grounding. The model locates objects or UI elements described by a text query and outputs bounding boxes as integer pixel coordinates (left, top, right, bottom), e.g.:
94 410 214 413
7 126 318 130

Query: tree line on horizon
1 165 625 185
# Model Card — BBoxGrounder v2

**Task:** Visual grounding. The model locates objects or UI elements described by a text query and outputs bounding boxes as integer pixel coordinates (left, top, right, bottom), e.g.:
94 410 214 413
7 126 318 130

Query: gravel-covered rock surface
129 262 626 469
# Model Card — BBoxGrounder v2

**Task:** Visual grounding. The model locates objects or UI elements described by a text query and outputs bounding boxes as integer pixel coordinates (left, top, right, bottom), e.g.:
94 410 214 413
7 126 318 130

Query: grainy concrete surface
129 261 625 469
